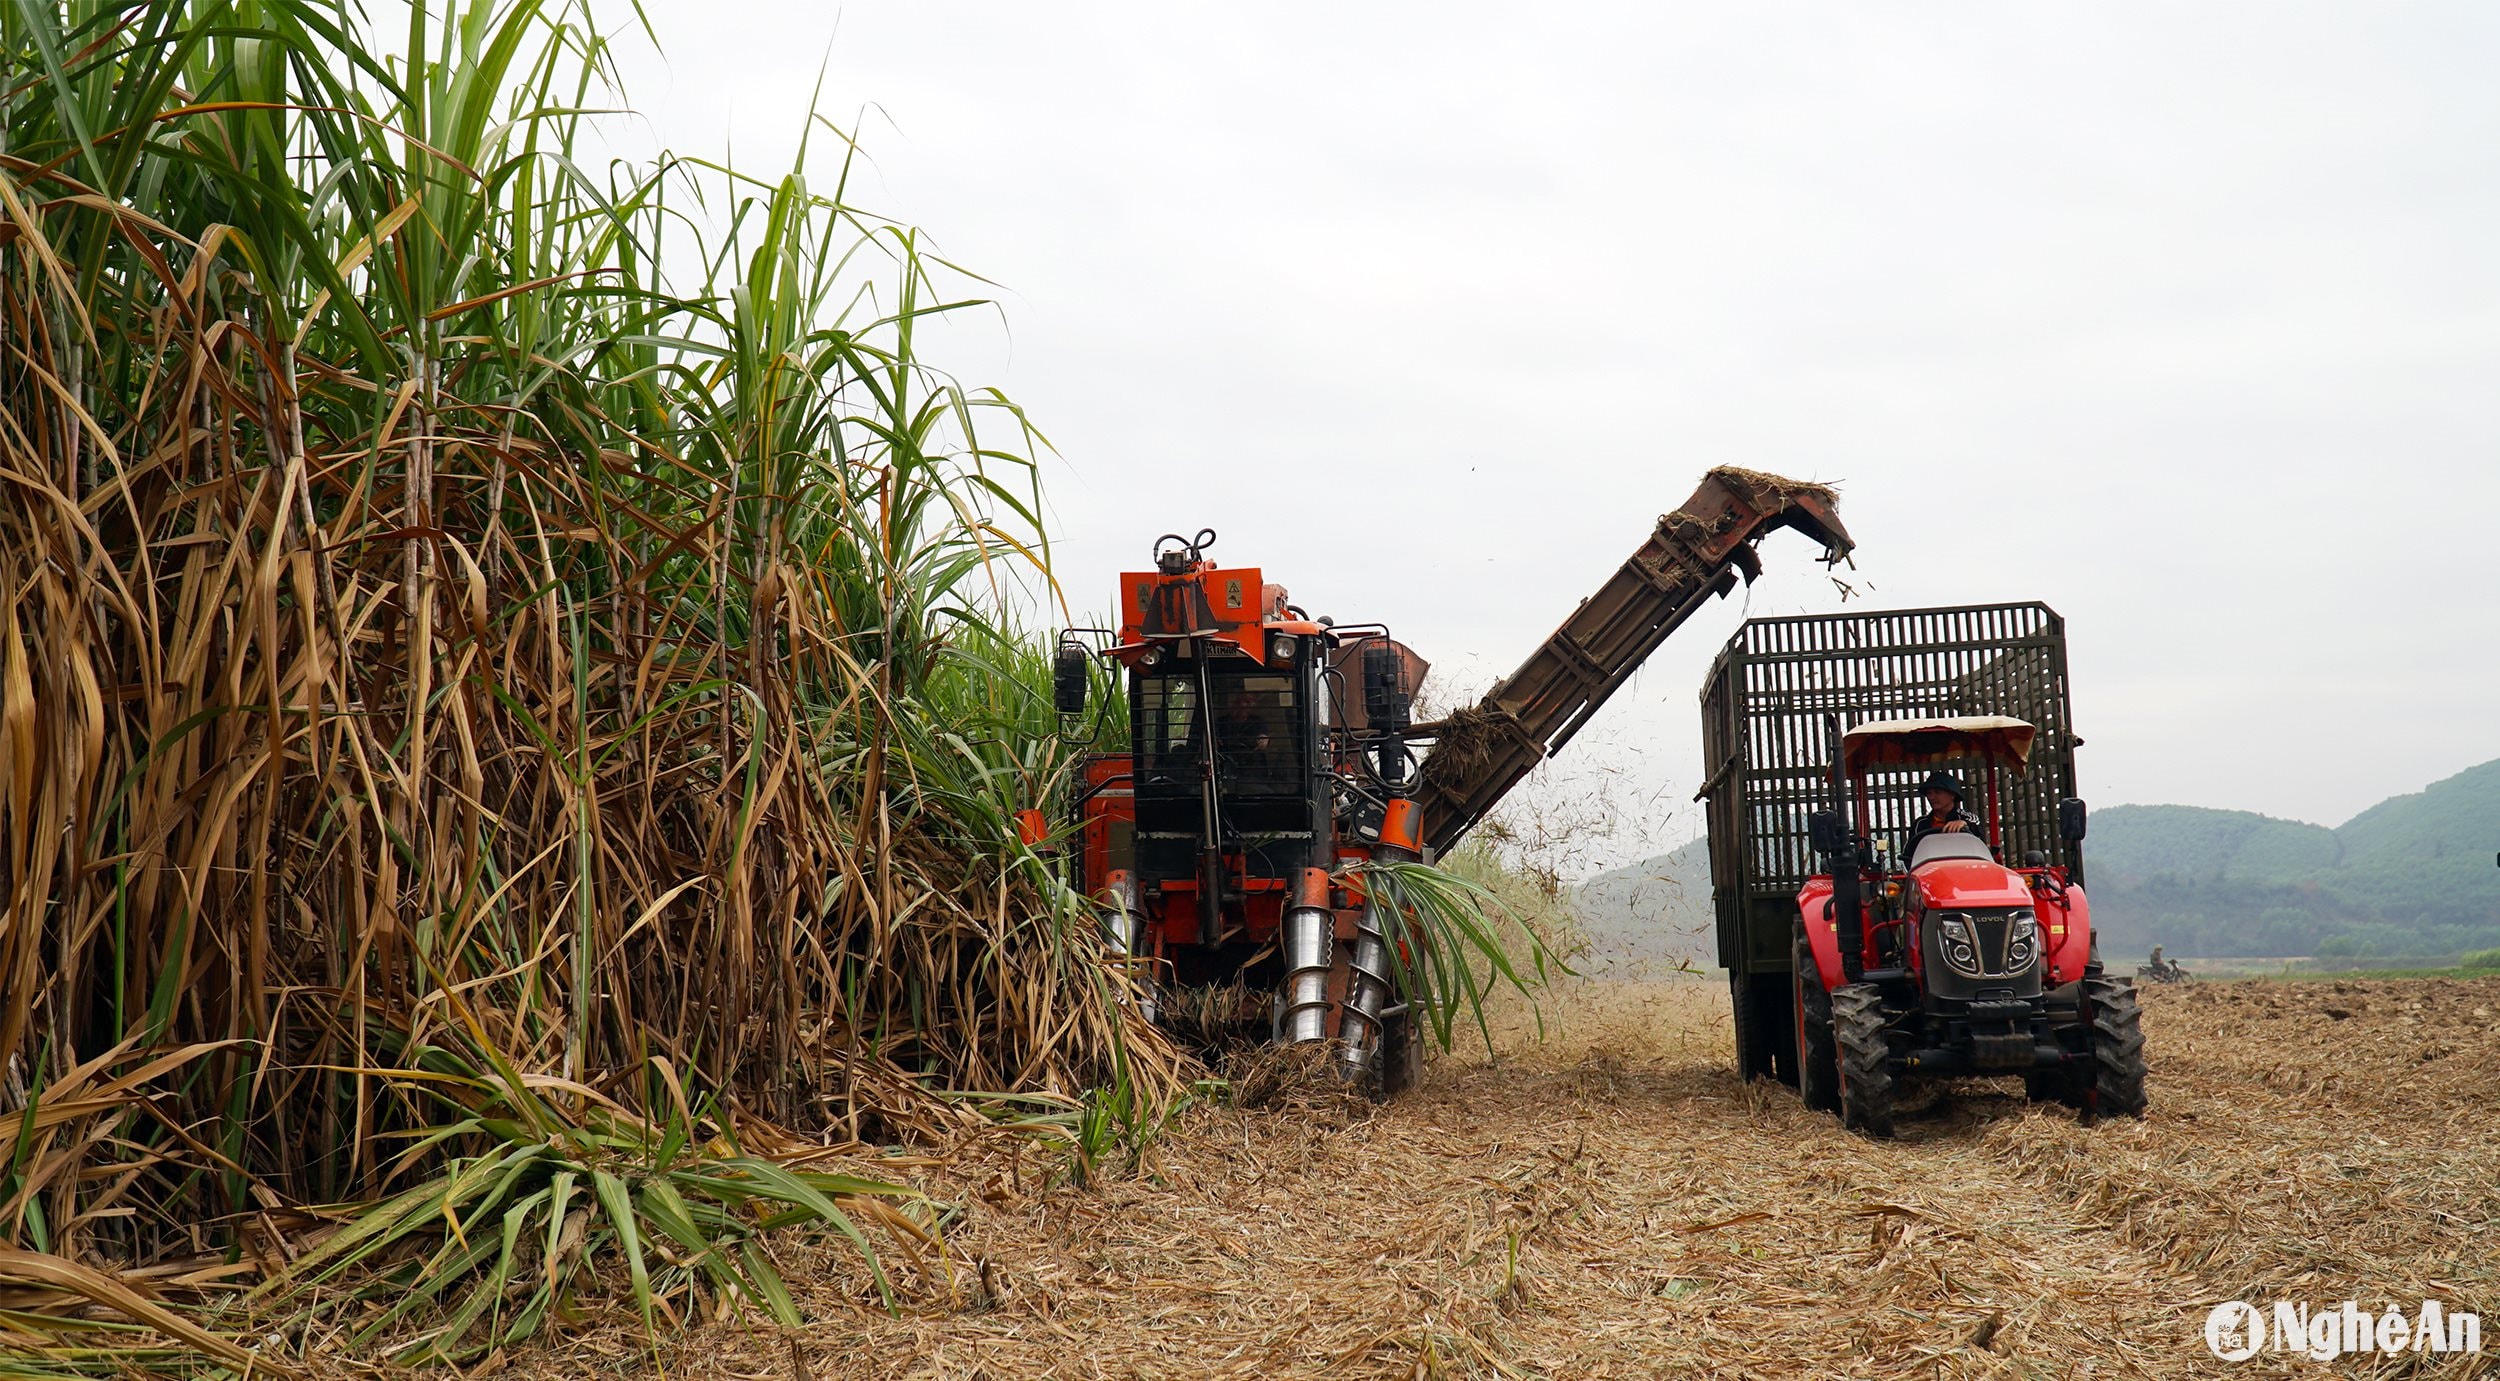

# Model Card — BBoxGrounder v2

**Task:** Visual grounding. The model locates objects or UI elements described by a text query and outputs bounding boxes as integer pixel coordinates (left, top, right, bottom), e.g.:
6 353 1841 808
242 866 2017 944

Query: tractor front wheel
1831 982 1895 1137
2081 974 2148 1120
1792 925 1839 1113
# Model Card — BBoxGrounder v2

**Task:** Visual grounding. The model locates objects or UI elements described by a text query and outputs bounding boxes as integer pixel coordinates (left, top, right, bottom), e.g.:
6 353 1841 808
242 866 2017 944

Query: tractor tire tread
1831 982 1895 1138
2082 974 2148 1120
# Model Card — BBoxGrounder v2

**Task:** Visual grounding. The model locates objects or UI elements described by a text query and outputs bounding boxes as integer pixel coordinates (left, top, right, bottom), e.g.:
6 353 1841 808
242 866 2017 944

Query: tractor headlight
1929 913 1983 975
1269 633 1298 662
2007 909 2040 970
1140 646 1163 667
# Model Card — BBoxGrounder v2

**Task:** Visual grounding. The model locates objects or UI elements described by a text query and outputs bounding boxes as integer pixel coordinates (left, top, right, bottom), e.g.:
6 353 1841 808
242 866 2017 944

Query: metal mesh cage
1700 603 2082 972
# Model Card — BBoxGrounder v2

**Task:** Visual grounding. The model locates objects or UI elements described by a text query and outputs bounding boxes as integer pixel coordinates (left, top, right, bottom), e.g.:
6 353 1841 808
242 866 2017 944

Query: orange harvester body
1052 472 1853 1091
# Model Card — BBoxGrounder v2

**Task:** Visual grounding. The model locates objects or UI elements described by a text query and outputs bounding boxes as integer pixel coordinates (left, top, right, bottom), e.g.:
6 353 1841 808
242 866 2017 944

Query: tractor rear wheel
2081 974 2148 1119
1792 925 1839 1113
1831 982 1895 1137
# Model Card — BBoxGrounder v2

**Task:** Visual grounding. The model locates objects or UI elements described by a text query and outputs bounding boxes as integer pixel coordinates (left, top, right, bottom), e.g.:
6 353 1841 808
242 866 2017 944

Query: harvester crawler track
1413 467 1852 857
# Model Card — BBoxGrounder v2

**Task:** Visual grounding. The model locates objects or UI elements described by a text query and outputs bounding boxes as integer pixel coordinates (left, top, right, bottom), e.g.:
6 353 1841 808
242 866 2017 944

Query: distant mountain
1568 838 1716 974
1573 759 2500 966
2087 758 2500 959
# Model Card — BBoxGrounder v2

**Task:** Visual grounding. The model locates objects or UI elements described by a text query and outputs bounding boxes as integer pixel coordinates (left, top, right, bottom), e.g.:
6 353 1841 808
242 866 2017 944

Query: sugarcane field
2 3 2495 1379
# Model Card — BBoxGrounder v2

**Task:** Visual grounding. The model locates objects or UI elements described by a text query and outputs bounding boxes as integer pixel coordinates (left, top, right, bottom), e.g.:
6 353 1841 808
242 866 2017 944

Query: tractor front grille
1970 911 2012 975
1923 908 2044 1000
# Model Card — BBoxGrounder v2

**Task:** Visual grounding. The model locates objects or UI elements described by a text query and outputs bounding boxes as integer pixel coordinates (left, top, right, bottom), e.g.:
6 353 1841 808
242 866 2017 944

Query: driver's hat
1918 770 1966 802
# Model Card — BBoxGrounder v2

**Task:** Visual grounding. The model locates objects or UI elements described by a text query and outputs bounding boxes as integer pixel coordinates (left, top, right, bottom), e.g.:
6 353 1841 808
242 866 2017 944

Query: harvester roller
1337 801 1420 1081
1280 869 1335 1045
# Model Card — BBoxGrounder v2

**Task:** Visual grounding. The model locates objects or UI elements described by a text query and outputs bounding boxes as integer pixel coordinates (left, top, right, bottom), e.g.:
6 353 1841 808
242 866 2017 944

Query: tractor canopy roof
1842 715 2037 777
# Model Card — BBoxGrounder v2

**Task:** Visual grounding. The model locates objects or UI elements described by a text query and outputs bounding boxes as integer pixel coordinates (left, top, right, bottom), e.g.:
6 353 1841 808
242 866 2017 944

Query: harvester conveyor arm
1412 467 1855 858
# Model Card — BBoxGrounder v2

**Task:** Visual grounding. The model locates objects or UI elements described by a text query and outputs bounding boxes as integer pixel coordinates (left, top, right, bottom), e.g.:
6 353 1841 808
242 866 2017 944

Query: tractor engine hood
1913 857 2033 911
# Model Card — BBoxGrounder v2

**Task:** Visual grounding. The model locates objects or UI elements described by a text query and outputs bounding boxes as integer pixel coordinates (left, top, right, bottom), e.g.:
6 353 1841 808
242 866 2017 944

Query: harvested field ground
511 978 2500 1380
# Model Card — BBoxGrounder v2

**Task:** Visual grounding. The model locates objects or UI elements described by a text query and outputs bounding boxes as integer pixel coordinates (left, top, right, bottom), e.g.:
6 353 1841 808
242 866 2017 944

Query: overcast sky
612 2 2499 874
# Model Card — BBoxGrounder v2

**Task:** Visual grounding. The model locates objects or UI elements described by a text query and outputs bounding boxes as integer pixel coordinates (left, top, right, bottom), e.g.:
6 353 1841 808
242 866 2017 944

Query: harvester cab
1051 469 1855 1097
1793 715 2147 1136
1053 526 1431 1090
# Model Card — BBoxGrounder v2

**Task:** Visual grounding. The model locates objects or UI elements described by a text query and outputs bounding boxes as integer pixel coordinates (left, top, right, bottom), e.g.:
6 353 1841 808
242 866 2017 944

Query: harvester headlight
1270 633 1298 662
1140 646 1163 667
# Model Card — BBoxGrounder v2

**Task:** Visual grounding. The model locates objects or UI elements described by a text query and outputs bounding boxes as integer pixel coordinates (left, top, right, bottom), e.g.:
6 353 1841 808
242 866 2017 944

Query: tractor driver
1906 771 1988 857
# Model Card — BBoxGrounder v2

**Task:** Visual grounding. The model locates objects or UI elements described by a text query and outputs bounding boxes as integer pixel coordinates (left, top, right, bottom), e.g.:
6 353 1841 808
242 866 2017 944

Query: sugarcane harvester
1044 469 1854 1091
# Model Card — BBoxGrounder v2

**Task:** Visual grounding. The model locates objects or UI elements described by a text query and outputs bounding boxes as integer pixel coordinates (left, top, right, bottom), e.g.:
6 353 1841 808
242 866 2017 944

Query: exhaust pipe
1280 868 1334 1044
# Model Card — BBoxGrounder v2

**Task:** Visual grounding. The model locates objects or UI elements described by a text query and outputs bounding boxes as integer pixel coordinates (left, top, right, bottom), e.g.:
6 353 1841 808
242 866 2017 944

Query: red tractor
1793 716 2146 1135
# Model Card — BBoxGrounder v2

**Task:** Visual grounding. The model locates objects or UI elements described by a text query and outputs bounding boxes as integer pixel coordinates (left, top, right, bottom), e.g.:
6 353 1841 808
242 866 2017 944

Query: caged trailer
1696 604 2147 1134
1037 469 1853 1095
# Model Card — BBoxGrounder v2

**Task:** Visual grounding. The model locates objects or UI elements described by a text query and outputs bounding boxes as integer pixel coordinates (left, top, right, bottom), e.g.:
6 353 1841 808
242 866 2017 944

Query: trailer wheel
2081 974 2148 1120
1729 972 1768 1081
1831 983 1895 1138
1792 925 1839 1113
1729 971 1795 1085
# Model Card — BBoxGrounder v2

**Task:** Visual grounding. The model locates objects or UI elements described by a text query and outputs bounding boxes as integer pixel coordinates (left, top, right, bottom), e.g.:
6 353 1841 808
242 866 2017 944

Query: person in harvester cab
1906 770 1989 857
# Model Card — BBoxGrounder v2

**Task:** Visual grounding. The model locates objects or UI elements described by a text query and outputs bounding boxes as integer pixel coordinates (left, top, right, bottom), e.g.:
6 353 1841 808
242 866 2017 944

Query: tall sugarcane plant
0 0 1175 1360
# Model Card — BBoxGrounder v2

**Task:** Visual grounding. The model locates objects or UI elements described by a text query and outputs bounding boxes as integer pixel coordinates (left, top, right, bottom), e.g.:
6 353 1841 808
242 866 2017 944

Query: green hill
2087 759 2500 959
1581 759 2500 968
2087 805 2341 882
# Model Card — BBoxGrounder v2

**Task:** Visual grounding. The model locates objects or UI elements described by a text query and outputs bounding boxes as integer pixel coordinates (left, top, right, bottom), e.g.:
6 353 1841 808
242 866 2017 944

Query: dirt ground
519 977 2500 1380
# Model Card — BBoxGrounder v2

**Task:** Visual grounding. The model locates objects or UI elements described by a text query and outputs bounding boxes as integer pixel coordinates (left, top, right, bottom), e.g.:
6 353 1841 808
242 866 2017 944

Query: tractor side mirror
2057 797 2088 843
1052 641 1090 716
1808 809 1846 857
